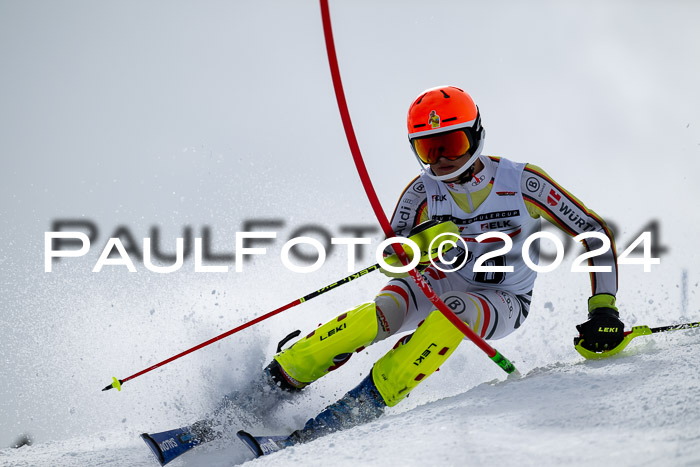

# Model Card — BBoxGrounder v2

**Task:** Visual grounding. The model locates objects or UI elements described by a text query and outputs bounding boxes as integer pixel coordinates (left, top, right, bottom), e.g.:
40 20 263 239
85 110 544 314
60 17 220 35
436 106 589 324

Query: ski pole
319 0 518 375
102 263 381 392
575 320 700 360
102 220 457 391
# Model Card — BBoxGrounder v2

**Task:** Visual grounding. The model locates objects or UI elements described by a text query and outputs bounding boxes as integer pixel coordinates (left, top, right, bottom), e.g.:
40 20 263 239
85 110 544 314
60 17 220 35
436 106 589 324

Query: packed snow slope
3 323 700 466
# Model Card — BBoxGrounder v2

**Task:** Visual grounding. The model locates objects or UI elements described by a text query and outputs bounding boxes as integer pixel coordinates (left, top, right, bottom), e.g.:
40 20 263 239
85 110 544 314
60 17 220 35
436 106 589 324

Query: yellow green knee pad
273 302 379 387
372 309 464 407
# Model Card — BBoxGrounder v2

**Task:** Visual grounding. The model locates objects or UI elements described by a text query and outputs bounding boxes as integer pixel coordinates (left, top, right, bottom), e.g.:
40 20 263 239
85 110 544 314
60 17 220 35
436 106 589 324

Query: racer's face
430 154 483 181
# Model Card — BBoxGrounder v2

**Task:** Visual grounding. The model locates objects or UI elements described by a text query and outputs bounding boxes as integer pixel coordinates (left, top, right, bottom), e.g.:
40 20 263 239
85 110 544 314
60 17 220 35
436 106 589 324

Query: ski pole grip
490 351 517 374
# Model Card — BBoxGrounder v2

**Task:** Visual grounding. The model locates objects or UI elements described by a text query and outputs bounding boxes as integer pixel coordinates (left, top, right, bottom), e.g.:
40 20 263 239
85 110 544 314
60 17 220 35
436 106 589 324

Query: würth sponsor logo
496 191 516 196
547 189 561 207
558 202 596 231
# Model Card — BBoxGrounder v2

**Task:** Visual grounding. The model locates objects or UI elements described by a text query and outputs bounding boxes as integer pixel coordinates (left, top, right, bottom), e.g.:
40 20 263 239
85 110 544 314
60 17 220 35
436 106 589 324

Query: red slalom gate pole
319 0 517 374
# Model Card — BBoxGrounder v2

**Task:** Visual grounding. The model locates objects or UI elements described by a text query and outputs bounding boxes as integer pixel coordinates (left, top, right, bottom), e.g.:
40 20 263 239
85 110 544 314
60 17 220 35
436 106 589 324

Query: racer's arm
520 164 619 311
389 176 429 237
380 177 430 278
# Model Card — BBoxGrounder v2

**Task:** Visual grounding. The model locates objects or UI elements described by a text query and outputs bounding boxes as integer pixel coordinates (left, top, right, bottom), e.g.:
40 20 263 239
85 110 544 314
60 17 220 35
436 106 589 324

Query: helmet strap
454 164 476 184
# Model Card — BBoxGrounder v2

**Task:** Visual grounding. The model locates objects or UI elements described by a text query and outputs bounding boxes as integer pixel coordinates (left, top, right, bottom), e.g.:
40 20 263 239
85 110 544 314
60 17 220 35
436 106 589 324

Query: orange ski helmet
407 86 485 180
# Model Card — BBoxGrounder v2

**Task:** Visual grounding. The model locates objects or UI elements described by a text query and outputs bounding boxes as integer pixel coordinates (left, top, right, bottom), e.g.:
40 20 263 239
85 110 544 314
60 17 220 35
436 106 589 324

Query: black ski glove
575 308 625 352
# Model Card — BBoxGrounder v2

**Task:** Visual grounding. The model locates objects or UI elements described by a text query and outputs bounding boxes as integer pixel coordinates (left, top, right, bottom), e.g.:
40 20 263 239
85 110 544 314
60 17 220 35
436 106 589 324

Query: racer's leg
265 269 455 392
265 257 531 393
372 288 532 406
437 289 532 340
267 301 380 391
288 287 532 441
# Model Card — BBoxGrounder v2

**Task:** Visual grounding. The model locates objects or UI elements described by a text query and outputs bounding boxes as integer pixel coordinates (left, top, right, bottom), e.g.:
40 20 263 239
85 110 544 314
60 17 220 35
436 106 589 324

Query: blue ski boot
238 373 386 458
289 372 386 443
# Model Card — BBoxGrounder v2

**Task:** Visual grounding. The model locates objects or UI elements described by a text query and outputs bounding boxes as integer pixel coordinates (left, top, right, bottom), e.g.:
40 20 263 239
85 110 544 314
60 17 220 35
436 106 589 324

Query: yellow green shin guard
372 310 465 407
273 302 379 387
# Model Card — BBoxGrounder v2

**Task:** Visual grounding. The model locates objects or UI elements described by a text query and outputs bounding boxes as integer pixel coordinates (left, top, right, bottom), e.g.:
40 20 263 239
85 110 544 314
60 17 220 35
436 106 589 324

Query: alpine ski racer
244 85 625 452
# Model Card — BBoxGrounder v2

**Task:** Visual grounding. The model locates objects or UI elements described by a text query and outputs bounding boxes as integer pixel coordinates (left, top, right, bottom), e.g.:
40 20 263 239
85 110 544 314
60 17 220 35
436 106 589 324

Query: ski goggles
410 129 472 165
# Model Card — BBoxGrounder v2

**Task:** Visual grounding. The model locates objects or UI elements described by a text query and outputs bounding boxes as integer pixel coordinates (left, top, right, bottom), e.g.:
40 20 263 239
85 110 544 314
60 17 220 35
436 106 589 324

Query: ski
236 430 295 458
141 420 218 466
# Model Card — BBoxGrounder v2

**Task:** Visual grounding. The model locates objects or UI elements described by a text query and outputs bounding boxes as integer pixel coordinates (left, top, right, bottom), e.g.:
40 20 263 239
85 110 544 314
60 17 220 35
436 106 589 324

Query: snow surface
2 1 700 466
3 329 700 466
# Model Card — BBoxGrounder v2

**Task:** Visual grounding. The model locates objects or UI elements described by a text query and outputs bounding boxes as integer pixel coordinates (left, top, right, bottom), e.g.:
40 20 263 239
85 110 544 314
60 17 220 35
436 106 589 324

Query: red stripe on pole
120 299 302 384
319 0 498 359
